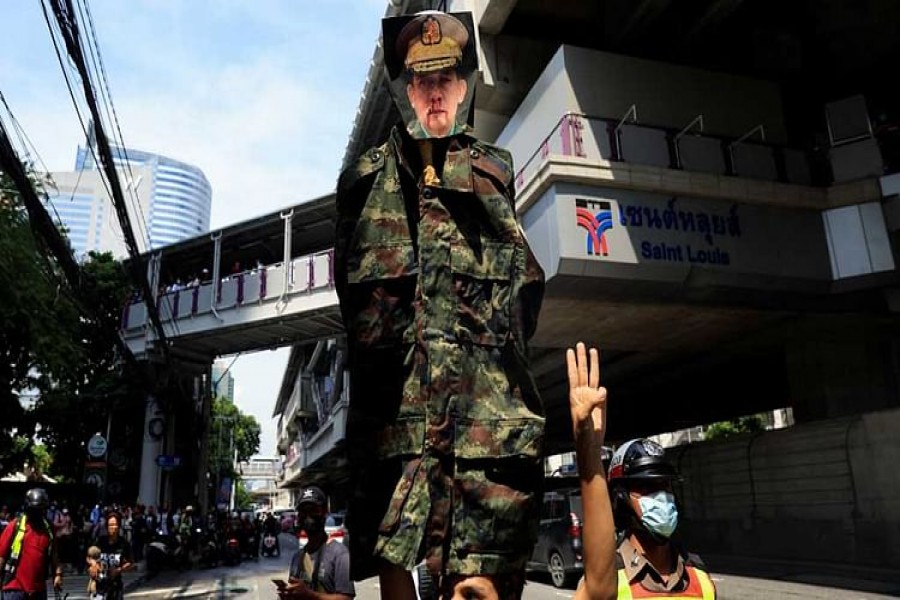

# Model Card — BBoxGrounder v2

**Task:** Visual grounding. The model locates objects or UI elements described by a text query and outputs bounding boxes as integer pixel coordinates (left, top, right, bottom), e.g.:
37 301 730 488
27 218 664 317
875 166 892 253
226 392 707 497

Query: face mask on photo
638 490 679 538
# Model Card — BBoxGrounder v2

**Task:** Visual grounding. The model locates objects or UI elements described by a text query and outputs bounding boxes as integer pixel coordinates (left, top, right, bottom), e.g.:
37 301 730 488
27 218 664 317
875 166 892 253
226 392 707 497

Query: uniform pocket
453 457 543 559
454 417 544 459
450 241 514 346
345 242 417 346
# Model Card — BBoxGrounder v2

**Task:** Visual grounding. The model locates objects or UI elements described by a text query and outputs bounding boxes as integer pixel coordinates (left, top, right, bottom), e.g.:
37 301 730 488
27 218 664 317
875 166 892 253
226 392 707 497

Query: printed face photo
406 67 468 138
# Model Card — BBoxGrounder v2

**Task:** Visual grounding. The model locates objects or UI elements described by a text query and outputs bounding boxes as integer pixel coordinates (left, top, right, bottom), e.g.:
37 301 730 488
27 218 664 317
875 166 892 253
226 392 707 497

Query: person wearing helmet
0 488 63 599
606 439 716 599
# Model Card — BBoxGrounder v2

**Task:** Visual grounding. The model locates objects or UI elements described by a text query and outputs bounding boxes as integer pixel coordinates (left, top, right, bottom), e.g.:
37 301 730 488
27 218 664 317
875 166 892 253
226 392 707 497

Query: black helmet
25 488 49 511
607 438 678 483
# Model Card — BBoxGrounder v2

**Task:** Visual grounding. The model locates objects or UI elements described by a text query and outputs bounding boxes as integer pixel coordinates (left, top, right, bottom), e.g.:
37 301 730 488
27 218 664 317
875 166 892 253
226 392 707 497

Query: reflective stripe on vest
616 565 716 599
10 516 54 561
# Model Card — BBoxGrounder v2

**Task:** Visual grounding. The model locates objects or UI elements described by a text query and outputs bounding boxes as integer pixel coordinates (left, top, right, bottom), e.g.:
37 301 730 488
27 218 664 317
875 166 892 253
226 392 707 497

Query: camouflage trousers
347 452 543 584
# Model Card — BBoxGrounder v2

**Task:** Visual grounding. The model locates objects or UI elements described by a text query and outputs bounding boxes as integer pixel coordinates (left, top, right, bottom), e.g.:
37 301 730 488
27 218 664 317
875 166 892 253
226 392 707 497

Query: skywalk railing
513 112 819 193
121 248 335 332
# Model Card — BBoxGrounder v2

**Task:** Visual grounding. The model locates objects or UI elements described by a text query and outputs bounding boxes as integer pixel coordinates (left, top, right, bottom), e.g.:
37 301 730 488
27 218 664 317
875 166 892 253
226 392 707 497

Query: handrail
675 114 704 140
122 247 337 331
513 112 575 189
730 124 766 147
727 125 767 177
674 115 705 169
615 104 638 131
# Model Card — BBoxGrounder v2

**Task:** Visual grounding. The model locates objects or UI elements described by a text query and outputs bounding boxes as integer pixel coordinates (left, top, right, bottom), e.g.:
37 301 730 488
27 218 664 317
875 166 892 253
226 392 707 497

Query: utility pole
212 414 237 511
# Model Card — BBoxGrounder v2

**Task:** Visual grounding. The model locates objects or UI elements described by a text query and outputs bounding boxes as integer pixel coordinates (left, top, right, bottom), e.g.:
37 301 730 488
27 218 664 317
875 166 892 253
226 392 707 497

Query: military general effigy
334 11 546 596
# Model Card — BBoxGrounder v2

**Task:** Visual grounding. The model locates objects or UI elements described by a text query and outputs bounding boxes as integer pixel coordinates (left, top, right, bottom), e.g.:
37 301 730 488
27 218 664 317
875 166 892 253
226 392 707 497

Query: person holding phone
278 487 354 600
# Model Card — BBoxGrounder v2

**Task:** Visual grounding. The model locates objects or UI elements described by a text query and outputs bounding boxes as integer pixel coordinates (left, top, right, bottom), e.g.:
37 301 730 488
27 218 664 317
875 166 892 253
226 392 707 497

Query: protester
607 439 716 598
565 343 617 600
279 486 354 599
88 511 134 600
0 488 64 599
53 505 74 570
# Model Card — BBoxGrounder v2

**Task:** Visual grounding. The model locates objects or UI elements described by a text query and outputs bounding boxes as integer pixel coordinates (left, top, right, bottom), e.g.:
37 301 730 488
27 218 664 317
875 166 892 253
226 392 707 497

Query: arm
284 550 354 600
568 343 617 600
286 584 353 600
118 540 135 573
51 535 63 591
0 517 15 572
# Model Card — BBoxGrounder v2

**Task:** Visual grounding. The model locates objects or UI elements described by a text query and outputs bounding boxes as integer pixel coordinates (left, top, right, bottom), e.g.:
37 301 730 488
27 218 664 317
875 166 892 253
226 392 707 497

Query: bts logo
575 200 613 256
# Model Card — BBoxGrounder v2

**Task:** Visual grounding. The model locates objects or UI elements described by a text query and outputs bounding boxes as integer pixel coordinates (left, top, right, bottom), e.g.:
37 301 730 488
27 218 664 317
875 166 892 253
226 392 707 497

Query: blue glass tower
75 143 212 249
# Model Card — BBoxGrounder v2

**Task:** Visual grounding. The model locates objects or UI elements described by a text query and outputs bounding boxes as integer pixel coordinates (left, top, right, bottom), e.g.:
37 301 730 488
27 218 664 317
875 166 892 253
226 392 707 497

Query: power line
39 0 113 203
46 0 169 357
1 116 144 378
76 0 151 252
0 90 67 228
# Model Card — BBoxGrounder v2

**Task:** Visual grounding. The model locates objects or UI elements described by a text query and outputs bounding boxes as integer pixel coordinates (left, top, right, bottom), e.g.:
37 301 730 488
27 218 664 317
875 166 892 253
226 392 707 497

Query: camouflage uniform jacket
335 126 545 577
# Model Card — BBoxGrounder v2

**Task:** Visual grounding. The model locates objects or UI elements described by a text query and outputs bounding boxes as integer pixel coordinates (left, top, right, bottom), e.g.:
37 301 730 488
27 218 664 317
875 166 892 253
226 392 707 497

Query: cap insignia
421 17 441 45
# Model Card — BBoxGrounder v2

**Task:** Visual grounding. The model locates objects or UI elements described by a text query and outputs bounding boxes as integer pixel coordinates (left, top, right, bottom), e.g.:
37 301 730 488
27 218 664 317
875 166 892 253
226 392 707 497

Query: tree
234 480 253 510
208 397 261 479
30 251 140 483
704 414 767 441
31 443 53 477
0 168 83 477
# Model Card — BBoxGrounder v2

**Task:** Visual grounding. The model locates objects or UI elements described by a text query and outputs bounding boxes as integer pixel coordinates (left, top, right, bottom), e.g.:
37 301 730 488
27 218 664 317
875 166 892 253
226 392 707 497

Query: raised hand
566 342 607 443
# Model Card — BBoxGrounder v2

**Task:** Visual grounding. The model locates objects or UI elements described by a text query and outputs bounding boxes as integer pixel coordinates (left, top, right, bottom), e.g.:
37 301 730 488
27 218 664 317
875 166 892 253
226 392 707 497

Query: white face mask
638 490 679 538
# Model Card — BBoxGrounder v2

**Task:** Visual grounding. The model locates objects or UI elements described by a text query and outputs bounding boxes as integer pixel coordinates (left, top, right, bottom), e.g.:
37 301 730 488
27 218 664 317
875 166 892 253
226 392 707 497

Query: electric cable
77 0 151 252
47 0 170 356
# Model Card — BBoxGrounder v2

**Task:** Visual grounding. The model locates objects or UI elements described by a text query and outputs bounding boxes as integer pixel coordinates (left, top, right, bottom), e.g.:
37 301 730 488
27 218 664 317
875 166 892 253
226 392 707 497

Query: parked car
297 512 348 547
325 512 347 544
526 483 584 589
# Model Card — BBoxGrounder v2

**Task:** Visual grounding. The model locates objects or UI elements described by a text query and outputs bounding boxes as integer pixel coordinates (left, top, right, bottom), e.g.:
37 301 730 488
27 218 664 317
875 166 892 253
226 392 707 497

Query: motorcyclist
176 506 196 562
240 514 258 559
262 512 281 557
0 488 63 599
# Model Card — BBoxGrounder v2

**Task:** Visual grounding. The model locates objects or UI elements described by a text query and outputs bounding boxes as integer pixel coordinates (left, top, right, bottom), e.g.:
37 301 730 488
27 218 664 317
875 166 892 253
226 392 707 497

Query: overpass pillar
137 394 164 507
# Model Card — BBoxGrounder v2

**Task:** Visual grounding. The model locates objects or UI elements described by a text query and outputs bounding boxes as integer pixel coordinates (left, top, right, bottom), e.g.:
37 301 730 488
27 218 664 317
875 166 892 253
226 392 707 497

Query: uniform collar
390 126 475 193
619 535 689 593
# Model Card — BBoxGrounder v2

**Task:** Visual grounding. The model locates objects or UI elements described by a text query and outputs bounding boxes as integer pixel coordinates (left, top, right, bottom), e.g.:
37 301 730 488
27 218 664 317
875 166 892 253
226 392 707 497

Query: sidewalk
704 553 900 596
53 561 146 599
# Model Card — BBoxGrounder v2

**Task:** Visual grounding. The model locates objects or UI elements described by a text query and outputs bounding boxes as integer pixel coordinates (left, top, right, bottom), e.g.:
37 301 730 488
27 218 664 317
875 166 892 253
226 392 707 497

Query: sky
1 0 389 455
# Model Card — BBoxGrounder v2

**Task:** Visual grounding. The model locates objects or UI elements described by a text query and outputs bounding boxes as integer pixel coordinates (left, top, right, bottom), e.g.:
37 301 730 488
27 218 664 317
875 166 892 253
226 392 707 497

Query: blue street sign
155 455 182 469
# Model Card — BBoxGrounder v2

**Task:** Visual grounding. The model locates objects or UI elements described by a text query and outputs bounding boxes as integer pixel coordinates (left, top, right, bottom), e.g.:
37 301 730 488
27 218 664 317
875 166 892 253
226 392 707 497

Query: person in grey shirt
281 486 354 600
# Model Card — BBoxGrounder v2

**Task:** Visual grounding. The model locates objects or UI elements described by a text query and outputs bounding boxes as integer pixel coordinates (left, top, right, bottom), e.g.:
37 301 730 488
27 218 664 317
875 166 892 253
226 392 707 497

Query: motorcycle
261 533 280 557
222 532 242 566
197 527 219 568
145 529 174 577
242 530 259 560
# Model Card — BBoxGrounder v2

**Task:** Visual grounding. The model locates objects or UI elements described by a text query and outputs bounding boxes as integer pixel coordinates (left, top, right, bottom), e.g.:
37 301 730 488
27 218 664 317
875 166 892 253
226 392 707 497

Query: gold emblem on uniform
421 17 441 45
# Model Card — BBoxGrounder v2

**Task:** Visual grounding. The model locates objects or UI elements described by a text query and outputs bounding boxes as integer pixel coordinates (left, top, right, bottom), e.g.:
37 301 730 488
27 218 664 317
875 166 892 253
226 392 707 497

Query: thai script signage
560 186 831 281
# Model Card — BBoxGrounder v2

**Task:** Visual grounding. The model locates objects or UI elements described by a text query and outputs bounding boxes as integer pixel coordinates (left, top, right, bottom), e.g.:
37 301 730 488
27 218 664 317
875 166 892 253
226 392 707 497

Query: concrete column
137 394 164 507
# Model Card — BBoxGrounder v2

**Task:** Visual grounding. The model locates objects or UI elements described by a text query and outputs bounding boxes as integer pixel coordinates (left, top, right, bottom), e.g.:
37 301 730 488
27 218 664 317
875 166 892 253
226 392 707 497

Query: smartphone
272 579 288 590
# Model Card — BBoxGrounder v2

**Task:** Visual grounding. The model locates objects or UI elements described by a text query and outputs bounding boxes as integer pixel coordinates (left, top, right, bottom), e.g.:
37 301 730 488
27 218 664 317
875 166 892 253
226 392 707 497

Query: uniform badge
421 17 441 45
642 440 664 456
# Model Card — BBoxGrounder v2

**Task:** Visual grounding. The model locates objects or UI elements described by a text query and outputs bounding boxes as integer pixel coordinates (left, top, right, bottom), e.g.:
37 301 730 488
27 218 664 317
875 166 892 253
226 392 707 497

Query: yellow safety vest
616 565 716 599
9 516 53 562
